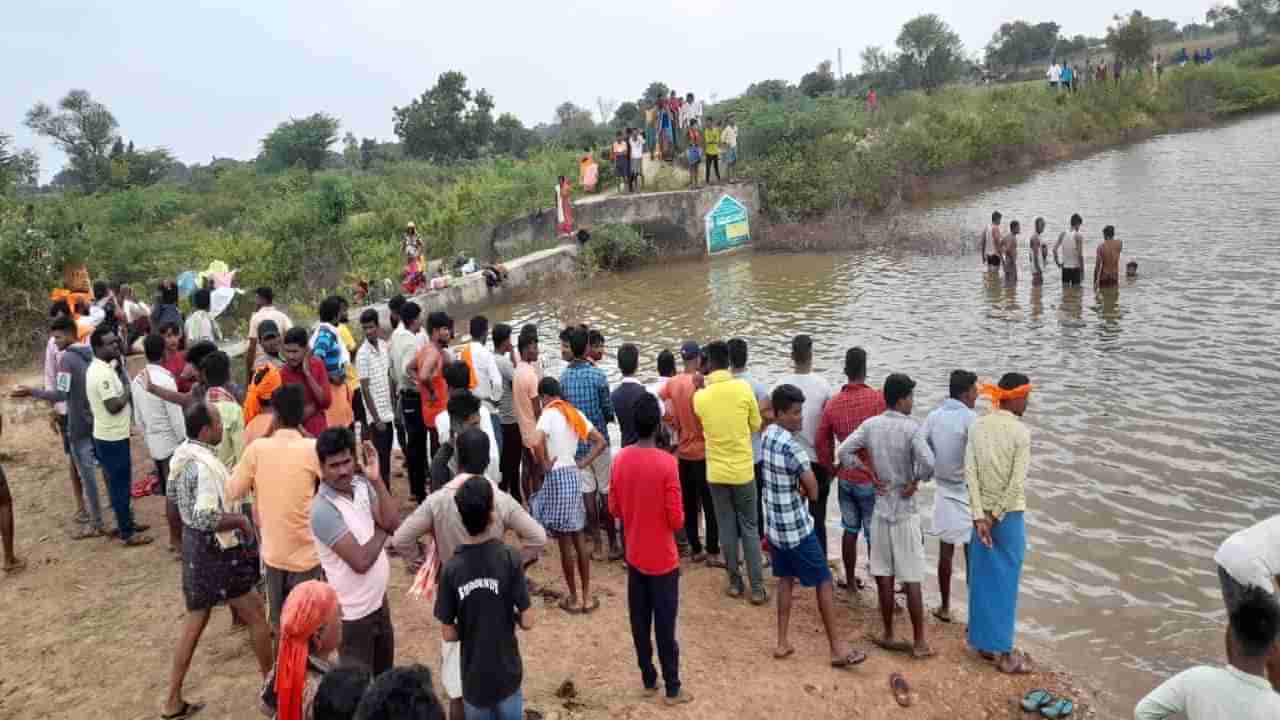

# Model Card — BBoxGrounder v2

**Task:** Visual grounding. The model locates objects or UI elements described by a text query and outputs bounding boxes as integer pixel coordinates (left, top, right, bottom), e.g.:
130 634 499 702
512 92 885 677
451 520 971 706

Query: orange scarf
459 344 479 390
243 366 281 424
275 581 338 720
545 399 589 439
979 383 1033 405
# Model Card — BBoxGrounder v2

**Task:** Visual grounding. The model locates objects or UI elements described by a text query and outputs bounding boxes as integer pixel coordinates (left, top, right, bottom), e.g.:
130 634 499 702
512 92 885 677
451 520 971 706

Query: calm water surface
489 112 1280 716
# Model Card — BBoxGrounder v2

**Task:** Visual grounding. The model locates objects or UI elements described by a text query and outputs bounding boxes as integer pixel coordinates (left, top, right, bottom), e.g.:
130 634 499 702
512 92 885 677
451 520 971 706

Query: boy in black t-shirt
434 473 534 719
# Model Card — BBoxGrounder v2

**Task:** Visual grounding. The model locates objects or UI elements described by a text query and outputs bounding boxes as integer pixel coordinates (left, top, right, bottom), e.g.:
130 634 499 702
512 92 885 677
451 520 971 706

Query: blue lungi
967 511 1026 654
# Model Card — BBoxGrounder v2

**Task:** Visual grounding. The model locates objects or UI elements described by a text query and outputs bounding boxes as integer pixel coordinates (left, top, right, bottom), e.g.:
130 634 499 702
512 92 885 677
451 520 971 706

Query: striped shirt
760 424 813 550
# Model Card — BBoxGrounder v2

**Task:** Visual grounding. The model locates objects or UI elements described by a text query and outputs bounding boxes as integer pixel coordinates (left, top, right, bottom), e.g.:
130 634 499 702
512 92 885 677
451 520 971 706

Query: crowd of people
2 232 1277 719
576 91 742 195
978 210 1132 289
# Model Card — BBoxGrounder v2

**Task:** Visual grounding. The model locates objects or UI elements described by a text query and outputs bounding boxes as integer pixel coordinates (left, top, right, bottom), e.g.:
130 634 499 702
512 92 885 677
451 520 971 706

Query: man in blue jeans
816 347 885 594
85 326 152 547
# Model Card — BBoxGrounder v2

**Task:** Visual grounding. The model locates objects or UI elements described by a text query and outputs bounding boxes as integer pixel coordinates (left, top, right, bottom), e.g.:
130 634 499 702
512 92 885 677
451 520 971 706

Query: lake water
488 111 1280 716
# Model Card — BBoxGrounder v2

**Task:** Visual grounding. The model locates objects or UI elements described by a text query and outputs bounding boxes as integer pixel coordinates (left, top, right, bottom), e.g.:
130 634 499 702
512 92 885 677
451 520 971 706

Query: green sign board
704 194 750 255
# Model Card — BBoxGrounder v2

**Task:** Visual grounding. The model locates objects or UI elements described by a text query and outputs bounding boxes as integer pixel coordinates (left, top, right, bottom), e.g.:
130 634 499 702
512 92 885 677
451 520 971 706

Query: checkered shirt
760 424 814 549
816 383 886 484
355 339 394 422
560 359 614 458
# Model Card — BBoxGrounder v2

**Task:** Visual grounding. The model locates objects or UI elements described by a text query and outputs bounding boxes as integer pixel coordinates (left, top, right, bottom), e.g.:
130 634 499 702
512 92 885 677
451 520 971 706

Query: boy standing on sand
837 373 936 659
1094 225 1123 288
763 384 868 668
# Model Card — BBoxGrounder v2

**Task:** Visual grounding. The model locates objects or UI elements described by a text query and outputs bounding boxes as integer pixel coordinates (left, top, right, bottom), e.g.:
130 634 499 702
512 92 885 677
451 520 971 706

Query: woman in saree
555 175 574 237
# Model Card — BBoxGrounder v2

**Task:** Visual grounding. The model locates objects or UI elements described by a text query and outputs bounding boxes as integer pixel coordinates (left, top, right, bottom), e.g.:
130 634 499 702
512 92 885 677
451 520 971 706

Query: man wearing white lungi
920 370 978 624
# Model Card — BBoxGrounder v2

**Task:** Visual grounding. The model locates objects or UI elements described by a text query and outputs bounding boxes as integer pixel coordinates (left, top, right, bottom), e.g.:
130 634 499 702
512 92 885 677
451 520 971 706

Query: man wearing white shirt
1214 515 1280 690
133 335 187 553
1054 213 1086 287
1047 62 1061 89
461 315 504 454
1135 584 1280 718
435 361 501 486
772 335 835 556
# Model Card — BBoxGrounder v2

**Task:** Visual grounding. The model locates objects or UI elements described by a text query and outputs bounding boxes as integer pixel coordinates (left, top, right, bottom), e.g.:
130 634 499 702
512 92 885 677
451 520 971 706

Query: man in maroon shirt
280 327 331 437
815 347 885 594
609 393 691 706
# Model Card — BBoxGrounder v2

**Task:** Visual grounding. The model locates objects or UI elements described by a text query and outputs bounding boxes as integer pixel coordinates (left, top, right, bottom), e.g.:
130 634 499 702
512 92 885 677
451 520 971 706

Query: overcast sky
4 0 1215 181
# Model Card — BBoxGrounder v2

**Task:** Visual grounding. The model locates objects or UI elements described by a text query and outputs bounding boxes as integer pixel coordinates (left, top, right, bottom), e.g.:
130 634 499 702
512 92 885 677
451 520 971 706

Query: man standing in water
980 212 1003 273
1029 218 1048 287
1003 220 1021 286
966 373 1034 674
1094 225 1123 288
1054 214 1085 287
920 370 978 624
837 374 935 659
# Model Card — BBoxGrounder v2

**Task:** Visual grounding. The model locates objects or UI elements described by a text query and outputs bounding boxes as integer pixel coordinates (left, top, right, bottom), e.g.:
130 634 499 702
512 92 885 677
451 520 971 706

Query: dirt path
0 376 1096 720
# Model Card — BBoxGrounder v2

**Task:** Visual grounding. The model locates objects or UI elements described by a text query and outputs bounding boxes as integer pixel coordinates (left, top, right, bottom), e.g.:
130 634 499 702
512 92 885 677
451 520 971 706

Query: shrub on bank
578 224 656 273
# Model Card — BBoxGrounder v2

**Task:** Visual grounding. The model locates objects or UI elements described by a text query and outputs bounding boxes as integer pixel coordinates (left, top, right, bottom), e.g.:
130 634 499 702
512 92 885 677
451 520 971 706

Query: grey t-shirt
496 355 516 425
772 372 833 462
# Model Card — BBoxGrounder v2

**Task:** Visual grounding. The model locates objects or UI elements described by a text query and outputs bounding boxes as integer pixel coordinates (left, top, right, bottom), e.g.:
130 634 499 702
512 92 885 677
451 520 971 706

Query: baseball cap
257 319 280 339
883 373 916 408
680 341 701 360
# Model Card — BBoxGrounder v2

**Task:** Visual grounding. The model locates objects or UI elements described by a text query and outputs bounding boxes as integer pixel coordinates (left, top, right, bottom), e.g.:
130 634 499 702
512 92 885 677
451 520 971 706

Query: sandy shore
0 388 1097 720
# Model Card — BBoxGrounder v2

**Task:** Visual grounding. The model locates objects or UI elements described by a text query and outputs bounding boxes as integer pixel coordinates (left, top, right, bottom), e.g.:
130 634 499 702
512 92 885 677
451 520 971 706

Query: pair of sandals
1021 689 1074 718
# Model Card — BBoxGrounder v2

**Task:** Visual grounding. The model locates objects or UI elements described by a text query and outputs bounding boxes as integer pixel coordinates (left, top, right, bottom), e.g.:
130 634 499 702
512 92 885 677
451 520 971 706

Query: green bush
579 224 656 272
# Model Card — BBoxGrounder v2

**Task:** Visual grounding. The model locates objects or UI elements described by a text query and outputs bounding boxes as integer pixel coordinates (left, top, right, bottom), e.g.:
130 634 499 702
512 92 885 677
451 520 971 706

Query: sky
4 0 1217 182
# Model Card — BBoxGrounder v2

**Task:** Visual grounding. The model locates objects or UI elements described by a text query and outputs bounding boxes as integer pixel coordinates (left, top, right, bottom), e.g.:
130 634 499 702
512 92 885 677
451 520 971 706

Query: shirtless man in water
980 212 1003 273
1002 221 1020 286
1028 218 1048 287
1094 225 1123 288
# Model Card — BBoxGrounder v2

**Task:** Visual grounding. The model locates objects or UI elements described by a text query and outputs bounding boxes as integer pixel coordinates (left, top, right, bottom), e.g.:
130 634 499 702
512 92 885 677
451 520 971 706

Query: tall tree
1107 10 1156 67
1207 0 1280 46
260 113 341 172
744 79 796 102
25 89 119 192
0 133 40 194
799 60 837 97
554 102 595 129
492 113 539 158
985 21 1062 71
641 82 671 106
595 97 618 126
393 71 496 163
341 132 360 167
896 14 967 91
612 101 643 129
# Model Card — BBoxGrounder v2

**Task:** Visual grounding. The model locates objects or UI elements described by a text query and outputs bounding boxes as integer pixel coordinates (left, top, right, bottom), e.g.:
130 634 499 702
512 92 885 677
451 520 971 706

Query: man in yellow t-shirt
693 340 765 604
703 118 723 185
85 326 153 547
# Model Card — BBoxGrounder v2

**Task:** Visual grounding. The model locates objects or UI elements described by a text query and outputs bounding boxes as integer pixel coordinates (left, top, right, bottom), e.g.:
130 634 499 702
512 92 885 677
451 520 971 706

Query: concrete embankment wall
490 181 762 259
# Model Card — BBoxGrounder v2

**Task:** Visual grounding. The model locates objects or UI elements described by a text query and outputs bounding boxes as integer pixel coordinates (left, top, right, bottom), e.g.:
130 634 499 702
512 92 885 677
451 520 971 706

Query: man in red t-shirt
609 393 691 706
279 327 331 437
815 347 885 593
659 341 719 565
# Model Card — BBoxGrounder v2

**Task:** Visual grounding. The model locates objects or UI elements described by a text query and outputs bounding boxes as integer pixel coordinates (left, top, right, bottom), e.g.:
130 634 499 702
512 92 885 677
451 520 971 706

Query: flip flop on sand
1021 689 1055 712
911 645 937 660
123 535 154 547
889 673 912 707
772 645 795 660
931 607 953 623
161 700 205 719
558 596 581 614
1040 698 1074 718
72 525 102 541
868 634 914 653
3 558 27 574
581 596 601 614
830 649 868 668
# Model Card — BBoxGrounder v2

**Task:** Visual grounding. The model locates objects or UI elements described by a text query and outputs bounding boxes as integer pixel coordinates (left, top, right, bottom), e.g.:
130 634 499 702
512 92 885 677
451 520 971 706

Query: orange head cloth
978 383 1033 407
459 344 478 389
243 366 281 425
274 580 338 720
544 398 589 439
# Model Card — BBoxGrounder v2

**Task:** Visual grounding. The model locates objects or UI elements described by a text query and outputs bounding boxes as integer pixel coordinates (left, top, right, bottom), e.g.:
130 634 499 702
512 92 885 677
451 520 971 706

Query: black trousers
368 420 394 493
341 599 395 677
808 462 833 557
499 422 524 504
399 390 429 501
628 567 681 698
678 458 718 555
705 154 720 182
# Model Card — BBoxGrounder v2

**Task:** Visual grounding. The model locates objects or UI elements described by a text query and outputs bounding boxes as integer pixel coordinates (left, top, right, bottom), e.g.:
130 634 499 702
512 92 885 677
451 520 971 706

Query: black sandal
161 701 205 719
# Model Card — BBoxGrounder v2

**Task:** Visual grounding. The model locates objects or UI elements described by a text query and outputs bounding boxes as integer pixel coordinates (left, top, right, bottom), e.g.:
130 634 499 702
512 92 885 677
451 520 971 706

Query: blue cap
680 341 701 359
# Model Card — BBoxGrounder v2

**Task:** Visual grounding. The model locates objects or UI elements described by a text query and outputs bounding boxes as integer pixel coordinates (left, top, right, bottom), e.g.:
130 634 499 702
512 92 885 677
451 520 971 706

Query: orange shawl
243 366 281 424
545 398 589 439
459 344 479 390
979 383 1033 405
275 581 338 720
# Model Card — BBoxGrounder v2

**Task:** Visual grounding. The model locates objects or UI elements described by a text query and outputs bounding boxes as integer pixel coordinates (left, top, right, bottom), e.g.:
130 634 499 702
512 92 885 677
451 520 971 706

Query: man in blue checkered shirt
762 384 866 668
559 326 618 561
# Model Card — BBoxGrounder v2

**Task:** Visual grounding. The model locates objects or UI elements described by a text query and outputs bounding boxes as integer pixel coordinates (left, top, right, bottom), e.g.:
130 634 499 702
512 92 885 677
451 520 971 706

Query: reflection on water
487 112 1280 717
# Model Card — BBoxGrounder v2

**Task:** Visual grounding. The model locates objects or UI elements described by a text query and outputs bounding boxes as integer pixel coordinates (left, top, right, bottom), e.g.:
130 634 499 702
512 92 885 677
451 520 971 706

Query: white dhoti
931 482 972 545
